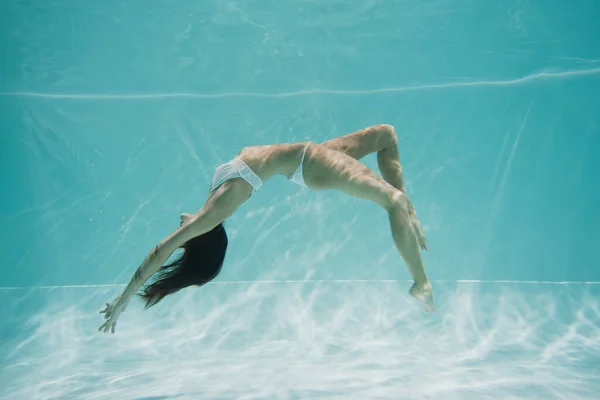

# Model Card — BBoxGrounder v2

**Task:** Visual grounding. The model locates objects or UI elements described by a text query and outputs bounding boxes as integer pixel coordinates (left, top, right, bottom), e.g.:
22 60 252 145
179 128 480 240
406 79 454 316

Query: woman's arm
99 222 203 333
99 209 226 333
117 186 246 307
117 215 208 307
117 242 169 307
99 181 250 333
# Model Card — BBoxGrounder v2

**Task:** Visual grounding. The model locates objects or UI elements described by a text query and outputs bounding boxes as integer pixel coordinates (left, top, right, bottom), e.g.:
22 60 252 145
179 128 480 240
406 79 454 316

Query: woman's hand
98 294 128 334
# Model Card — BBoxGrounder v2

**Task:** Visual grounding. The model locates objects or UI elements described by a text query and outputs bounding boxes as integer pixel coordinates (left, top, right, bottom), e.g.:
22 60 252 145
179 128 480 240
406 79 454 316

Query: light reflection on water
1 282 599 399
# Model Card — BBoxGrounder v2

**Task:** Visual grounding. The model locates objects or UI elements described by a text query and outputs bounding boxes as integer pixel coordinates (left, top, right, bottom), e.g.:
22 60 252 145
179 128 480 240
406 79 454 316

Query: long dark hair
138 223 228 308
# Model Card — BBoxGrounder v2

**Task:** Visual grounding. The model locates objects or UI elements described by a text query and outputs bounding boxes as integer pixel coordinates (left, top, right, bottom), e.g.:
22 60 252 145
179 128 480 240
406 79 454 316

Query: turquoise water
1 0 599 398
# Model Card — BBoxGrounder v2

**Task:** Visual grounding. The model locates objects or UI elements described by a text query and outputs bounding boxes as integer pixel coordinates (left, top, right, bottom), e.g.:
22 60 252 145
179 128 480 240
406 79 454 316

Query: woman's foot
409 281 435 314
180 213 194 227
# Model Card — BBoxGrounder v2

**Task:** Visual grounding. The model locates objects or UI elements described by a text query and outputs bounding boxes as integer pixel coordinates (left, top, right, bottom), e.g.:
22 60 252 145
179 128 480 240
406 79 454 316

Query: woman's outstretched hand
98 294 127 334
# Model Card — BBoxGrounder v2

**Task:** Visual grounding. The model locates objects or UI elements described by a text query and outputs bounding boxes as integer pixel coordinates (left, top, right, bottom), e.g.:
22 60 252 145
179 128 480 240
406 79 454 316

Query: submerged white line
2 68 599 100
0 279 598 290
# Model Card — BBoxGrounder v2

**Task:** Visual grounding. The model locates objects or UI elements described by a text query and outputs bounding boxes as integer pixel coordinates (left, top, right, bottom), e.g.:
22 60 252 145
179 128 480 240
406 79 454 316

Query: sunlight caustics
1 279 600 291
2 0 600 398
1 282 599 399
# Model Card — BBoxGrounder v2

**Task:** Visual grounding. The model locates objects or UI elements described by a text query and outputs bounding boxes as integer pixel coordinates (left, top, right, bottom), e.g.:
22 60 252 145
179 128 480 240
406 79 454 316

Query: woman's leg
320 124 427 250
387 195 435 314
304 144 434 313
319 125 403 186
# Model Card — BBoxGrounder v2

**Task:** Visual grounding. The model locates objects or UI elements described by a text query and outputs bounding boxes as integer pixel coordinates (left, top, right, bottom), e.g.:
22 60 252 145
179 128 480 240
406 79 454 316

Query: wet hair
138 223 228 309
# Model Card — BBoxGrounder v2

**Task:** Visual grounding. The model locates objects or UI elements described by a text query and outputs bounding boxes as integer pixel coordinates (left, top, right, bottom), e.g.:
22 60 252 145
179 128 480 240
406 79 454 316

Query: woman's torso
235 142 311 183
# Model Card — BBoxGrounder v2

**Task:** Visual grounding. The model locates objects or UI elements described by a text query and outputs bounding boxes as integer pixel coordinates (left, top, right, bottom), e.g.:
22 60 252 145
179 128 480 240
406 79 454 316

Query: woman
99 124 434 334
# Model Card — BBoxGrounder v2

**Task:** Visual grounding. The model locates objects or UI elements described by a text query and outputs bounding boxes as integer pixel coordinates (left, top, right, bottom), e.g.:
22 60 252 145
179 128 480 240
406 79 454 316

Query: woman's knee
389 189 409 212
376 124 398 147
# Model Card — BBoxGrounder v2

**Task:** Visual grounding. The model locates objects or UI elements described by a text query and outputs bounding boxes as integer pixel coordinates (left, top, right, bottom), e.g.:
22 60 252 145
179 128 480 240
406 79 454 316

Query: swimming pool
1 0 599 398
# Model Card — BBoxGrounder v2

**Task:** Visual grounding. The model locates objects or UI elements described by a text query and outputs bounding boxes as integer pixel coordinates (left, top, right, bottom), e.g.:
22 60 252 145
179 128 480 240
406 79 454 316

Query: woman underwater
99 124 434 334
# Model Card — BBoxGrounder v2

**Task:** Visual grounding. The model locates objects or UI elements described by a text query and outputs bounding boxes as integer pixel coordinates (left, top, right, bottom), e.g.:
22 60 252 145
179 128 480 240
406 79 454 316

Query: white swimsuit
287 141 311 188
210 158 263 193
210 142 311 194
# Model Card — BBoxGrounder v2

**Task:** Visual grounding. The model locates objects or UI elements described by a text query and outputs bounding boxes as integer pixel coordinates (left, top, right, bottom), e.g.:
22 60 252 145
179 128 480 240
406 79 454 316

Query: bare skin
99 124 433 334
